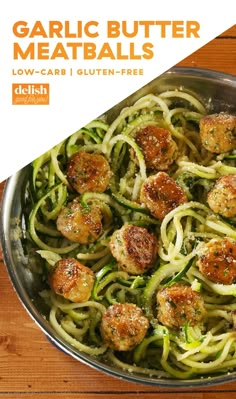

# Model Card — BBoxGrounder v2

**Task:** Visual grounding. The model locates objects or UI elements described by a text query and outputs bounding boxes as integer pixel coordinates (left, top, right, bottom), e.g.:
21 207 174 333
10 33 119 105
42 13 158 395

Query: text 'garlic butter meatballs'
100 303 149 351
135 125 178 171
199 112 236 153
67 151 112 194
207 174 236 218
140 172 188 220
157 283 205 329
109 225 159 275
57 198 103 244
196 237 236 285
49 258 95 303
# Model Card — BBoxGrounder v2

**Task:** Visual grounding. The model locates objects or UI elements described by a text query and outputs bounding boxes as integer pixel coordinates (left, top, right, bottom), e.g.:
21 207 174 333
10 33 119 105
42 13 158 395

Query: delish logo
12 83 49 105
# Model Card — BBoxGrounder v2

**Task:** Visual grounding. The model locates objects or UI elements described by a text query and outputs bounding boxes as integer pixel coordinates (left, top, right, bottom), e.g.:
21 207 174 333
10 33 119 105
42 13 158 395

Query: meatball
109 225 158 275
196 237 236 284
199 112 236 153
140 172 188 220
135 125 178 170
207 174 236 218
67 151 112 194
100 303 149 351
49 258 95 302
157 283 205 329
57 197 103 244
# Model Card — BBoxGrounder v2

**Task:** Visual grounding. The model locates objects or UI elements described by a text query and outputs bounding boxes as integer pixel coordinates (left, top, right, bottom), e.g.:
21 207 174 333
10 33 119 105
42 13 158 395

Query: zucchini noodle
22 86 236 381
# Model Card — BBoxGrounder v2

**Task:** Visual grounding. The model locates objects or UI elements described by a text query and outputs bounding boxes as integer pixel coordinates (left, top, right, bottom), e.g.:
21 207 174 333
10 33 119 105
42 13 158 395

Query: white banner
0 0 235 182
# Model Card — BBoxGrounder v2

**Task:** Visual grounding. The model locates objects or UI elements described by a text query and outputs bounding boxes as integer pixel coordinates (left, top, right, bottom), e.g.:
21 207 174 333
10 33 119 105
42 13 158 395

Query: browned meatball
140 172 188 220
49 258 95 302
67 151 112 194
157 283 205 329
109 225 158 275
207 174 236 218
135 126 178 170
57 198 103 244
100 303 149 351
196 237 236 284
199 112 236 153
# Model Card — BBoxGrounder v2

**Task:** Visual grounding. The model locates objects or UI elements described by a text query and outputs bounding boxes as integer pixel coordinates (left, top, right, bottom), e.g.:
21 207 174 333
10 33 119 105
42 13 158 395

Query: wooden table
0 25 236 399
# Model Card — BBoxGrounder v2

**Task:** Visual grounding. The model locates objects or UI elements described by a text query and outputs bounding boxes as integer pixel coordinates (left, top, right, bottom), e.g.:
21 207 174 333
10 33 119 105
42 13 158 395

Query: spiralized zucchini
23 88 236 380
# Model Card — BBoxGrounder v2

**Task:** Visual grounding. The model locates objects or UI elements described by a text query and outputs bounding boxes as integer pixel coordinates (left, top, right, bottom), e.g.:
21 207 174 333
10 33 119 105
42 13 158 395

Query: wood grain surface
0 25 236 399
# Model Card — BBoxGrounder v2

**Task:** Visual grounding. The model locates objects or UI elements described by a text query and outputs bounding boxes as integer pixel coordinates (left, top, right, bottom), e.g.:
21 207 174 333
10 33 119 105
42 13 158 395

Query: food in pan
23 88 236 379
